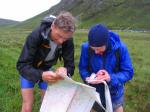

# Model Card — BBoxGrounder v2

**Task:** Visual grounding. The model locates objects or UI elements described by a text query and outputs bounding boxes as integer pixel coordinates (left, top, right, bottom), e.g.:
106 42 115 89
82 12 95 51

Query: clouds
0 0 60 21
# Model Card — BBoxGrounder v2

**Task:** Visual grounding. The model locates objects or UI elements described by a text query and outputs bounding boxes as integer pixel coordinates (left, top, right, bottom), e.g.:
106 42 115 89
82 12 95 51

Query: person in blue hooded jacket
78 24 134 112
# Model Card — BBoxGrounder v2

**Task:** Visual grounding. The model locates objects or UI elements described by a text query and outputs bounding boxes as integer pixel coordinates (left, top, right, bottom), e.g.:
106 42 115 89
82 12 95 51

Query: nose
95 50 104 55
95 50 99 54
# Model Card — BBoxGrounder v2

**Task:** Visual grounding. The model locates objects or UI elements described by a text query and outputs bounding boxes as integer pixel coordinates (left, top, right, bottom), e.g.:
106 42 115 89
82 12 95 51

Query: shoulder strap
88 46 92 72
114 48 120 72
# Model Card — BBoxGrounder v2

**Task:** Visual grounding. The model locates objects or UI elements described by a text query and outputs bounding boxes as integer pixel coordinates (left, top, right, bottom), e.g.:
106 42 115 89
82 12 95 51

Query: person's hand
42 71 63 84
96 70 111 82
55 67 67 76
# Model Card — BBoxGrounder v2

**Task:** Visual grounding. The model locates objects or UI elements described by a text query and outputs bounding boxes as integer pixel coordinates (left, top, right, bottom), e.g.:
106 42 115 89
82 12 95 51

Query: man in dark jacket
79 24 134 112
16 11 76 112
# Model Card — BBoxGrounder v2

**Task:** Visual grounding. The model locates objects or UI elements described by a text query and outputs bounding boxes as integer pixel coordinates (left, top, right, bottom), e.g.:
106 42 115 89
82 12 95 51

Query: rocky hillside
49 0 150 29
10 0 150 30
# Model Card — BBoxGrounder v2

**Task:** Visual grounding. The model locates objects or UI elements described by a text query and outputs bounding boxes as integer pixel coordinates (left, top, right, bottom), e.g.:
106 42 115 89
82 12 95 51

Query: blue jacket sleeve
109 43 134 86
78 43 91 81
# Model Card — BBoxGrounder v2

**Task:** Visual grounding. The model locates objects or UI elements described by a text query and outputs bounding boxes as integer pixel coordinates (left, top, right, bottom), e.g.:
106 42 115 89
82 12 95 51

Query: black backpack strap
114 48 120 72
88 46 92 72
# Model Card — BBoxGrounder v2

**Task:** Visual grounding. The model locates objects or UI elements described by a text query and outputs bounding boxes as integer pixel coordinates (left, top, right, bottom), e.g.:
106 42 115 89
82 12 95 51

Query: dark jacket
16 16 75 83
79 31 134 102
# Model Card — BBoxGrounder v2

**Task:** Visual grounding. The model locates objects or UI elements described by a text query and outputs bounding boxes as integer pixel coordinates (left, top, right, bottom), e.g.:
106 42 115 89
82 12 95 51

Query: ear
51 22 54 30
51 22 57 30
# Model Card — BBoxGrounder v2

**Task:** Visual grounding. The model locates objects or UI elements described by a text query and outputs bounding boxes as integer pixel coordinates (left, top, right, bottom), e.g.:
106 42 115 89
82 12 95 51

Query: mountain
47 0 150 30
0 18 20 26
12 0 150 30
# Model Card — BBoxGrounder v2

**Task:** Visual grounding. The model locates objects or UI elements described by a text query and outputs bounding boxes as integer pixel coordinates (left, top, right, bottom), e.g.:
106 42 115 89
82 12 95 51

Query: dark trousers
92 102 105 112
91 83 106 112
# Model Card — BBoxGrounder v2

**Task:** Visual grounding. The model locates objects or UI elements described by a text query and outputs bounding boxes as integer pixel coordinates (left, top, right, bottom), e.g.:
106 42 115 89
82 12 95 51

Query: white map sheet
40 74 104 112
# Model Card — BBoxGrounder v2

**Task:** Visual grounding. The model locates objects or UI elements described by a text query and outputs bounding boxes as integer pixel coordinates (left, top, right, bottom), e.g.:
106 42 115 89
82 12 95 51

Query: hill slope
48 0 150 29
13 0 150 30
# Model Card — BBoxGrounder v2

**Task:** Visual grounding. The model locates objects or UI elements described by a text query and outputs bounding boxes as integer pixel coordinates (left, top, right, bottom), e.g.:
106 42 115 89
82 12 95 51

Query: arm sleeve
16 29 43 83
62 38 75 77
109 43 134 86
78 44 91 81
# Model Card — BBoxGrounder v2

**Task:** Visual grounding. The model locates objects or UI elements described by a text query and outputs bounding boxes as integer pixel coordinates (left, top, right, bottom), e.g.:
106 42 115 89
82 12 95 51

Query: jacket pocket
33 45 51 67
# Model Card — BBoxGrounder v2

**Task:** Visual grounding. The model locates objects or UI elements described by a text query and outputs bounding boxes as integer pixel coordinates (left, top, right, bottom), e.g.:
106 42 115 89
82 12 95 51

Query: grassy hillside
0 28 150 111
7 0 150 30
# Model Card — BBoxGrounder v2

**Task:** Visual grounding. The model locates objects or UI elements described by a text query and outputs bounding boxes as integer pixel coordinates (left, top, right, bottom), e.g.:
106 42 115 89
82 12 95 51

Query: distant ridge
0 18 20 26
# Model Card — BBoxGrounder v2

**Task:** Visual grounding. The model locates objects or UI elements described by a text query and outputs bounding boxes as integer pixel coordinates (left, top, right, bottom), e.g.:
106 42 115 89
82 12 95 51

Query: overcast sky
0 0 61 21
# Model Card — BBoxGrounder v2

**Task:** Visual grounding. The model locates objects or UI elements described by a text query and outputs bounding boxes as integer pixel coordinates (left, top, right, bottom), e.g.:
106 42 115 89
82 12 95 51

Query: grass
0 29 150 112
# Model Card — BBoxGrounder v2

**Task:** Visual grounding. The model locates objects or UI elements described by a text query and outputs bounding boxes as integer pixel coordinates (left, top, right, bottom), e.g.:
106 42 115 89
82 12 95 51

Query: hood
108 31 121 51
39 15 56 44
40 15 56 38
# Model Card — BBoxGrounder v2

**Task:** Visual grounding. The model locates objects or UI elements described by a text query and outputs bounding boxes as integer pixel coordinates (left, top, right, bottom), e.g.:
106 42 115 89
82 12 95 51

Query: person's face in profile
50 24 73 45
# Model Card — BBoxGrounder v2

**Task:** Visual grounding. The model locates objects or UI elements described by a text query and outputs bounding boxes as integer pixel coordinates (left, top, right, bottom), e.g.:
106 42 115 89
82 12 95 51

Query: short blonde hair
53 11 76 32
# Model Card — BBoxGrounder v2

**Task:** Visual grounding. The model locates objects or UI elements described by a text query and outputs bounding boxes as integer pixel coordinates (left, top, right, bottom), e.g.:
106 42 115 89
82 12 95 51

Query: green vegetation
0 28 150 111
